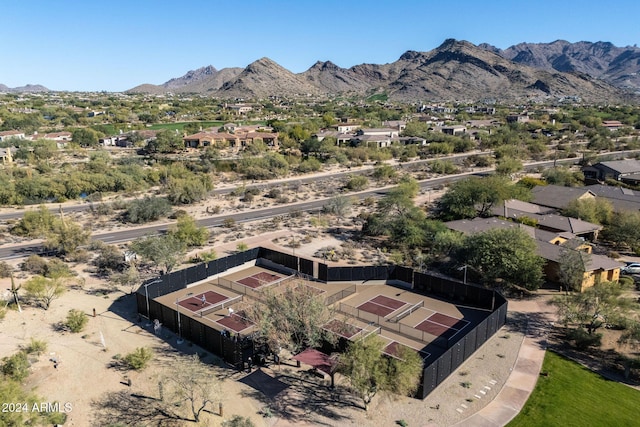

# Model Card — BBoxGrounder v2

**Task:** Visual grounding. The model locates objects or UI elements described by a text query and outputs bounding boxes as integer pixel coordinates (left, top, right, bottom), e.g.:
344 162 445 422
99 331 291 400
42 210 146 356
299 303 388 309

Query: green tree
458 228 545 290
323 195 353 217
248 282 334 355
339 335 423 411
437 176 530 220
494 156 523 175
552 281 637 335
130 235 185 274
563 197 614 225
123 196 172 223
23 275 66 310
72 128 100 147
557 243 590 292
169 214 209 248
543 167 585 187
601 210 640 250
44 215 91 256
10 205 57 237
147 129 184 153
110 264 141 294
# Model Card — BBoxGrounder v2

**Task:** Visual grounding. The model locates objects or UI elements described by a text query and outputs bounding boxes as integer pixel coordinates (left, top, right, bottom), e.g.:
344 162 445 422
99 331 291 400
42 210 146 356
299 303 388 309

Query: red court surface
370 295 406 310
383 341 431 361
357 301 395 317
217 312 254 332
323 319 362 339
429 312 467 328
237 272 283 289
414 314 469 340
177 291 228 312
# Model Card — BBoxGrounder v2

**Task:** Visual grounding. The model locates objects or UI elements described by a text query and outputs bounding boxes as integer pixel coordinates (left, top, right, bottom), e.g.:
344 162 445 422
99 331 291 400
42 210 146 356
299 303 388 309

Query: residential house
336 124 361 133
602 120 624 131
183 130 278 151
537 241 622 291
531 185 596 210
584 184 640 212
226 104 253 115
0 130 25 142
506 114 530 123
582 159 640 185
439 125 467 135
491 200 602 240
444 217 622 292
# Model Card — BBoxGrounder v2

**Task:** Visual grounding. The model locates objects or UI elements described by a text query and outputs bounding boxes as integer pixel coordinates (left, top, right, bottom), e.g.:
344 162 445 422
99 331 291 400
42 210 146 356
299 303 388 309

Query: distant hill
127 65 243 94
0 83 49 93
123 38 638 102
484 40 640 91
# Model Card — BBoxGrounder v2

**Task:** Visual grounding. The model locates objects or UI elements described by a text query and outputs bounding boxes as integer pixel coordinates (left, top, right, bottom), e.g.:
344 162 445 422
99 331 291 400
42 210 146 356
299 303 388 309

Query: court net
196 294 243 317
389 300 424 323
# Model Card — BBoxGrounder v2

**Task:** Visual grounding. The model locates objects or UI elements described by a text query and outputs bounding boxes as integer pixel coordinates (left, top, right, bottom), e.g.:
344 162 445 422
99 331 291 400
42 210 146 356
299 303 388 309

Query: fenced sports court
337 293 470 349
137 246 508 399
216 310 254 333
177 290 229 312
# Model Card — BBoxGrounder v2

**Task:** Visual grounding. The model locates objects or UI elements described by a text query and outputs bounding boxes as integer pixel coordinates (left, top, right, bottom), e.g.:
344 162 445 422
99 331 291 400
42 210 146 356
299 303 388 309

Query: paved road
0 152 629 260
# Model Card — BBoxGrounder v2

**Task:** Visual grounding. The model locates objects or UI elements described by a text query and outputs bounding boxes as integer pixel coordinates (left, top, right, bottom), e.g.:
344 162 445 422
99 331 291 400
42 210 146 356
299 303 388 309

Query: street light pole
144 279 162 327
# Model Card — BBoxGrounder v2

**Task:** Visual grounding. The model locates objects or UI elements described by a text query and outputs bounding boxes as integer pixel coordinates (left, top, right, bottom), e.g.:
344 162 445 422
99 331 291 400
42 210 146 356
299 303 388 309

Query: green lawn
148 121 223 131
508 351 640 427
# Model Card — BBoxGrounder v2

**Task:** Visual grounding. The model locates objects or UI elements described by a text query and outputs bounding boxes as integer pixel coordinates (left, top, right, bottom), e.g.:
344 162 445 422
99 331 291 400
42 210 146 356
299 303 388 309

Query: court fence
135 246 508 396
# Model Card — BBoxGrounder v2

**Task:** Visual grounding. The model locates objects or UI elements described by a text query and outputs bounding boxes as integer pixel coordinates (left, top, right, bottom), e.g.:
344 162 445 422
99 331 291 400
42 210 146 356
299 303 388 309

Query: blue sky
2 0 639 92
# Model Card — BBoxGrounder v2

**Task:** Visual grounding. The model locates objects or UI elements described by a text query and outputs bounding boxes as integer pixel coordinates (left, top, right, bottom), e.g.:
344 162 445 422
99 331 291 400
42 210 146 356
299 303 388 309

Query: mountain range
126 39 640 102
4 39 640 102
0 83 49 93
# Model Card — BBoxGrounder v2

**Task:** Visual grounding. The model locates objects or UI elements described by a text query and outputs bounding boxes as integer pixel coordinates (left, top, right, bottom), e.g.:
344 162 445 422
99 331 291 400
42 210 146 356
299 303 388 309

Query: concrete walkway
453 296 556 427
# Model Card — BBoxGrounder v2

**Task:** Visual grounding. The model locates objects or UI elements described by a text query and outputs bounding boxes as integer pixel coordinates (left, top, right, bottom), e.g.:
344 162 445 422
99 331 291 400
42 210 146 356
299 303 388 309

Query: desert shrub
21 255 48 275
345 175 368 191
1 351 30 381
222 415 256 427
123 347 153 371
567 328 602 350
0 261 13 278
266 188 281 199
65 309 88 333
23 338 47 355
123 196 171 223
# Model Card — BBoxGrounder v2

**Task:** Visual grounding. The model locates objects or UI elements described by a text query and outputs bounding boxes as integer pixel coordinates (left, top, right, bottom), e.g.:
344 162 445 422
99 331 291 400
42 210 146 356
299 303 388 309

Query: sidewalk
453 297 556 427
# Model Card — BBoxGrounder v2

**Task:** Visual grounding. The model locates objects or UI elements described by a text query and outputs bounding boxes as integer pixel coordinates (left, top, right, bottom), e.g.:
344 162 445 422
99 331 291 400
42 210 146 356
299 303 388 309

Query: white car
621 263 640 274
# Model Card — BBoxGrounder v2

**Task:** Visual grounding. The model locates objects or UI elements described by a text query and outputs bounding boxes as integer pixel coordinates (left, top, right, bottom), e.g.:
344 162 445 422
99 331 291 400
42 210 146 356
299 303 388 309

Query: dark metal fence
135 246 508 397
418 294 508 398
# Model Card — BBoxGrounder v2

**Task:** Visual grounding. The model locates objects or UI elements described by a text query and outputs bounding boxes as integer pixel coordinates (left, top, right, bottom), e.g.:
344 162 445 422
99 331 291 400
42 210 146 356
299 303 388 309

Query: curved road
0 152 626 260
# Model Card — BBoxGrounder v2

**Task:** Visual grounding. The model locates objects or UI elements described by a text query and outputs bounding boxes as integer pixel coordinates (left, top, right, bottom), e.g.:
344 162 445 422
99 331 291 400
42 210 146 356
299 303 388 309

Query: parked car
621 263 640 274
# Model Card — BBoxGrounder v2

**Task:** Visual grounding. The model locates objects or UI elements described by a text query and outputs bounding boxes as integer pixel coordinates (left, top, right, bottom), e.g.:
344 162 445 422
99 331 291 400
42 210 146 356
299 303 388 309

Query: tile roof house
183 131 278 151
444 217 622 292
531 185 596 210
0 130 25 142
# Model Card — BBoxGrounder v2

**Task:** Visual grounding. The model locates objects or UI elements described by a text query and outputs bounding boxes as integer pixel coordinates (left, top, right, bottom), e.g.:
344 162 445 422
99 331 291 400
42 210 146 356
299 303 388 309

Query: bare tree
160 355 222 423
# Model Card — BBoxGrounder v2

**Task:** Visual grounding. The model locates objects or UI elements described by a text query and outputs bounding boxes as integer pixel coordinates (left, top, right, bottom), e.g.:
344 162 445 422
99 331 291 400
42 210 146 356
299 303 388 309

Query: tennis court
177 290 229 312
414 312 470 340
237 271 283 289
356 294 408 317
383 341 431 361
217 310 254 333
323 319 362 339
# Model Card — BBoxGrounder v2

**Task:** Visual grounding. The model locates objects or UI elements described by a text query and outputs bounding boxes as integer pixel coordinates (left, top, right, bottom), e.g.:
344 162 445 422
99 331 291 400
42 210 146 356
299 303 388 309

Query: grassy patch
508 351 640 426
366 93 388 102
148 121 223 131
